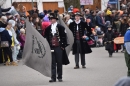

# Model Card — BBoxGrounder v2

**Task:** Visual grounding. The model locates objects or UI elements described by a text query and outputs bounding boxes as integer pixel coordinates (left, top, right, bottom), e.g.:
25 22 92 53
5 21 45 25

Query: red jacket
42 22 51 36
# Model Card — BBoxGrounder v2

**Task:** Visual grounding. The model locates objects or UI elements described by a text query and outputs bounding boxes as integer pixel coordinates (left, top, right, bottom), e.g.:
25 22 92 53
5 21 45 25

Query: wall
2 0 63 12
2 0 109 12
84 0 101 10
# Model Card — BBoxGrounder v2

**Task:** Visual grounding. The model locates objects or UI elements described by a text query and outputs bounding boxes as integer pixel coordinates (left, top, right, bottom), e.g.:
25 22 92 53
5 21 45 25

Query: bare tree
63 0 80 10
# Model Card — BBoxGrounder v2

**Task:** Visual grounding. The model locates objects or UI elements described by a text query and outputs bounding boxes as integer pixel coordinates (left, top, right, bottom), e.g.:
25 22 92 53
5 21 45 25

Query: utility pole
11 0 12 5
118 0 120 10
32 0 34 8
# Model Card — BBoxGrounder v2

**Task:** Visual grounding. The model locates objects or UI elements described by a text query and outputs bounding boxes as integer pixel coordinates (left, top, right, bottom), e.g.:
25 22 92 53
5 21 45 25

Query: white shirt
7 30 12 36
75 20 81 24
51 22 58 35
75 20 81 30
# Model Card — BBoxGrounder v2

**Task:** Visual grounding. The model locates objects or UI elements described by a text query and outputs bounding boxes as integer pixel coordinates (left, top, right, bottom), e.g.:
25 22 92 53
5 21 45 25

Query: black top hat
49 13 58 20
74 12 81 16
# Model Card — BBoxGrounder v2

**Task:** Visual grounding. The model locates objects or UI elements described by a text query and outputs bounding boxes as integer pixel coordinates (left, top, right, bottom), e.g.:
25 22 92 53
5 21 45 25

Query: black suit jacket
44 24 68 49
69 21 92 54
44 23 69 65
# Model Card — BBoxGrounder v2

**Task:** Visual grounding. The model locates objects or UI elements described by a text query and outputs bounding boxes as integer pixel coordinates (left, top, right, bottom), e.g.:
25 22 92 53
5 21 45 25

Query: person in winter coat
96 11 106 33
0 16 8 63
19 28 25 50
0 23 13 66
0 16 7 28
33 17 42 35
44 13 69 82
42 14 51 36
104 25 115 57
120 14 129 36
119 14 129 52
124 19 130 76
28 6 39 16
89 11 96 27
8 2 19 16
69 12 92 69
8 20 20 65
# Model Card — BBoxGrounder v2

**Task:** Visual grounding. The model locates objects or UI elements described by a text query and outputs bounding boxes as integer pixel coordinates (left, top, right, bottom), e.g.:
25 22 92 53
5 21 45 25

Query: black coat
0 29 12 47
28 10 39 16
69 21 92 55
0 21 7 28
44 24 69 65
120 22 129 36
104 31 115 52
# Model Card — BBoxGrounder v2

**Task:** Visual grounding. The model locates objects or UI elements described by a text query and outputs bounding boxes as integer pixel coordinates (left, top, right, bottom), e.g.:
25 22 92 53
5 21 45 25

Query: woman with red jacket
42 14 51 36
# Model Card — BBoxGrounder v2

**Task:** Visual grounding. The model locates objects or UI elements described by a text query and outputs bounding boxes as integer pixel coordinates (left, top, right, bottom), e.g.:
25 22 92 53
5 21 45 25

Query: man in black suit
69 12 92 69
44 13 68 82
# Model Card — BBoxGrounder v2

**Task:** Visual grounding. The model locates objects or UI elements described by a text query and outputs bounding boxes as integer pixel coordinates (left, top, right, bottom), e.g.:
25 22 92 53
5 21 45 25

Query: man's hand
82 36 87 39
61 47 64 50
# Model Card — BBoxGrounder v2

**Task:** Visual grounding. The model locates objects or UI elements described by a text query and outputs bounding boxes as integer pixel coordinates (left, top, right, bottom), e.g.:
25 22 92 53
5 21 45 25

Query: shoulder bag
0 33 9 48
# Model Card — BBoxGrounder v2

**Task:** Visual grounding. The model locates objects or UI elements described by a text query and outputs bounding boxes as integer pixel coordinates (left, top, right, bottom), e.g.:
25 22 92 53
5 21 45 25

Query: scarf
51 22 58 36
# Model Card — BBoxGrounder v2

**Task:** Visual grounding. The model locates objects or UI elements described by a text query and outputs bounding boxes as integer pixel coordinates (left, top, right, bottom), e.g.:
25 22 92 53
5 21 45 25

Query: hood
8 20 16 27
0 28 5 32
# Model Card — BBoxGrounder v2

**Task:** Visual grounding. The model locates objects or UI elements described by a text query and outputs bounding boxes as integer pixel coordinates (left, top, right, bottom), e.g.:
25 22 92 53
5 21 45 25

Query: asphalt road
0 47 127 86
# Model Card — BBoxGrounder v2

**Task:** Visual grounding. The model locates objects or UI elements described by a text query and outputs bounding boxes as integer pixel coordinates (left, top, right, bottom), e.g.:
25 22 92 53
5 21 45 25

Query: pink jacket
19 34 25 47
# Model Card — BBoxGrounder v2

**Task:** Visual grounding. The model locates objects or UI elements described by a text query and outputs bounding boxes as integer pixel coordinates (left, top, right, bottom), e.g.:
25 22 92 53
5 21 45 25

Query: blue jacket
96 16 105 27
124 28 130 42
0 28 12 47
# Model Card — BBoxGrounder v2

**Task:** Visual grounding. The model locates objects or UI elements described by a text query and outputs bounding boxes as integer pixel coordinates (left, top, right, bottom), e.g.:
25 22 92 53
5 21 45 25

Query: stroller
94 26 104 47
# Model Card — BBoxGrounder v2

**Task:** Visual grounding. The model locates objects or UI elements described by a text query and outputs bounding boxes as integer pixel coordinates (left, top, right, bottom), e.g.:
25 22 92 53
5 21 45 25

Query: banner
22 20 52 77
80 0 93 5
58 1 64 8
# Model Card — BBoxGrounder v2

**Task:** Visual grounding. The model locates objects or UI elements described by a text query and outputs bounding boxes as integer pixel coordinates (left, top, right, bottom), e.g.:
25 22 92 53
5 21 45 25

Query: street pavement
0 47 127 86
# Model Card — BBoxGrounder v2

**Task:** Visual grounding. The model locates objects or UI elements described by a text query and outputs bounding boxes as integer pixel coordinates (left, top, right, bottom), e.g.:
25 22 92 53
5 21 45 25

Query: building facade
2 0 64 13
2 0 109 13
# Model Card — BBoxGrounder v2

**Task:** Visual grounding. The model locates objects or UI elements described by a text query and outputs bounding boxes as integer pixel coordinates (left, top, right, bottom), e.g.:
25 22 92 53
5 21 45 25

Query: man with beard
69 12 92 69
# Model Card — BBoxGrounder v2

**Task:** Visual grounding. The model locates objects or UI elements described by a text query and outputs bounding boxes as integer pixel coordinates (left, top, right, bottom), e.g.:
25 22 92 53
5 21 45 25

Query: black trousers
2 47 13 62
108 50 113 55
75 40 85 67
0 49 3 63
51 47 63 80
